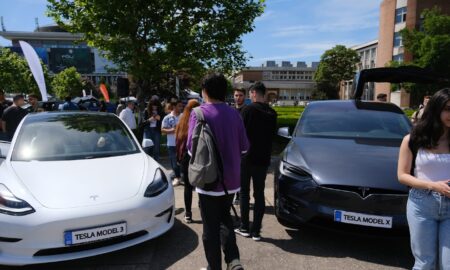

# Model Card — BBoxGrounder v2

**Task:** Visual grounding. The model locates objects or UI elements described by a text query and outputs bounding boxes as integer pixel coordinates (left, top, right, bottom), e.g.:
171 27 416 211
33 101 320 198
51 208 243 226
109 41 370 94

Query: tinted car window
296 105 411 139
12 114 140 161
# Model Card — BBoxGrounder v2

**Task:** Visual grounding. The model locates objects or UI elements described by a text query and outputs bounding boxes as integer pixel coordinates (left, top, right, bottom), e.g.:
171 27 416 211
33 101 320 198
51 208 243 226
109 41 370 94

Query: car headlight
144 168 169 197
279 161 313 181
0 184 35 216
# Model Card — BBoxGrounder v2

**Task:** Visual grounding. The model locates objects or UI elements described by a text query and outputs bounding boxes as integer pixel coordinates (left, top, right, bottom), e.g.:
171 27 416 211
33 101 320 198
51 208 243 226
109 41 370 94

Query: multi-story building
0 24 125 86
233 61 318 104
376 0 450 106
341 40 378 100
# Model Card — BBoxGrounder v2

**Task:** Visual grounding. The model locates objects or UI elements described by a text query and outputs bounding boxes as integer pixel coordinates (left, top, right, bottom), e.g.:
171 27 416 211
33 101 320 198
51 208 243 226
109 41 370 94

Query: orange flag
99 84 110 102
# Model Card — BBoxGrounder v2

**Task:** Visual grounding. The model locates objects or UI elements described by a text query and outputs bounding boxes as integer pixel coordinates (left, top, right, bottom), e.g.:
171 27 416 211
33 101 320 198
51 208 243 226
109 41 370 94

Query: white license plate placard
64 222 127 246
334 210 392 229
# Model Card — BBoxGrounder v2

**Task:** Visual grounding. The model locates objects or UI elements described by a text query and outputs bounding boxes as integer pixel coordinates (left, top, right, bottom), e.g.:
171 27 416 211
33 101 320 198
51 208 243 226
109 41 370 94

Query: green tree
313 45 360 99
389 8 450 105
0 48 51 97
401 8 450 77
51 67 83 99
47 0 265 95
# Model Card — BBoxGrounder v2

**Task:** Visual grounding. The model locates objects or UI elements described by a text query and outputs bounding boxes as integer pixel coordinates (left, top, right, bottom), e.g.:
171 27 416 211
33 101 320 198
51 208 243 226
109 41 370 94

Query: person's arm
161 116 175 134
118 109 126 121
1 120 5 133
161 127 175 134
238 116 249 155
397 135 450 197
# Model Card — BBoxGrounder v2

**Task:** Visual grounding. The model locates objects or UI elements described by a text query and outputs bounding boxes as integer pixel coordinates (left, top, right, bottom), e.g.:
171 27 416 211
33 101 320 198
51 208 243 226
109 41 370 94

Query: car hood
285 137 407 192
10 153 147 209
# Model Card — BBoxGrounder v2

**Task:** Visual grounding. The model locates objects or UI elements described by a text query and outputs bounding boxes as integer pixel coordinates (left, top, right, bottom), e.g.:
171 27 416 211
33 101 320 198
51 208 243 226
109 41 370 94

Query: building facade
341 40 378 100
375 0 450 106
233 61 318 104
0 25 125 86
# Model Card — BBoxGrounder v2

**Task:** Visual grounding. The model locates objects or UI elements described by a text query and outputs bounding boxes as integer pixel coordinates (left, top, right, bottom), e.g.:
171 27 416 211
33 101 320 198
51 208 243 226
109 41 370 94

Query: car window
296 106 411 139
11 114 140 161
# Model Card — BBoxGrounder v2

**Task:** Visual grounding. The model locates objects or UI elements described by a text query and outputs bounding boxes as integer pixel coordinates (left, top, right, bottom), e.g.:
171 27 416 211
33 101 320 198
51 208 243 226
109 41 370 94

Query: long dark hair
411 88 450 149
147 99 162 116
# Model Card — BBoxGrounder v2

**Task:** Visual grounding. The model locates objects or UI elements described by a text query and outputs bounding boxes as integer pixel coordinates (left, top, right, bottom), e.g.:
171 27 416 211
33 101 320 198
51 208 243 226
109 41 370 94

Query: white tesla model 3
0 112 174 266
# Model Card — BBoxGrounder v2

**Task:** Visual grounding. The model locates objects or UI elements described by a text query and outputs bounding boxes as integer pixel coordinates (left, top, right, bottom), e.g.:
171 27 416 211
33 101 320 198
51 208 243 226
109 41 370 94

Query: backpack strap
190 107 205 159
193 107 205 122
408 136 418 176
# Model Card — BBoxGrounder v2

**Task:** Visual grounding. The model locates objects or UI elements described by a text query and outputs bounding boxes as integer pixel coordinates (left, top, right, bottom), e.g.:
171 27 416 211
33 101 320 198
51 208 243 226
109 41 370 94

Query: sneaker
234 227 250 237
227 259 244 270
184 212 193 223
251 232 261 241
172 178 181 186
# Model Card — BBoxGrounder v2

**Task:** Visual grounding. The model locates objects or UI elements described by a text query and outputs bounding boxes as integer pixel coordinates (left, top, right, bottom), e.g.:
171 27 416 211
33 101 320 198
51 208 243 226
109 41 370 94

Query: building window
393 32 403 47
393 54 404 62
395 7 407 24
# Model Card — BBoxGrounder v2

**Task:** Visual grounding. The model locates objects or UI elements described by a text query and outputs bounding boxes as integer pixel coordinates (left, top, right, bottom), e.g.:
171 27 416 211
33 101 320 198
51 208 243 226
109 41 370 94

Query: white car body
0 112 174 266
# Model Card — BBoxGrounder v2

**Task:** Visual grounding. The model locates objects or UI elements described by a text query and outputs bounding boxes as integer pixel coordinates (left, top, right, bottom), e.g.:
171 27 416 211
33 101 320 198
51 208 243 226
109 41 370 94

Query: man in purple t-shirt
187 73 249 270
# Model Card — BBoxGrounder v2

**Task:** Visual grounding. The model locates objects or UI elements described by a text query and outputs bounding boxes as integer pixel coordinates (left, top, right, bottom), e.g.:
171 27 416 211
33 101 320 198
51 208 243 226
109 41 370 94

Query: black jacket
240 102 277 167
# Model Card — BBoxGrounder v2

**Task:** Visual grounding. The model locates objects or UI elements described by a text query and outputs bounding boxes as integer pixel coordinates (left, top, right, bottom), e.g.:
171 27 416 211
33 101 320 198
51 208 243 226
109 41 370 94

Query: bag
188 107 223 191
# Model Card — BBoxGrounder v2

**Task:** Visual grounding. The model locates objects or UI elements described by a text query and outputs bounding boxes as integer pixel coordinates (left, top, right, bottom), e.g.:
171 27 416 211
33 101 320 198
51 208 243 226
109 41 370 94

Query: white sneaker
172 178 181 186
227 259 244 270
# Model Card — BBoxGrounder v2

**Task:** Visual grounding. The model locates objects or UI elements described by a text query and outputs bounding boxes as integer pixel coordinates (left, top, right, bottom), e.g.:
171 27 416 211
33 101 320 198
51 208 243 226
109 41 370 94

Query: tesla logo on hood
358 187 370 198
90 195 99 201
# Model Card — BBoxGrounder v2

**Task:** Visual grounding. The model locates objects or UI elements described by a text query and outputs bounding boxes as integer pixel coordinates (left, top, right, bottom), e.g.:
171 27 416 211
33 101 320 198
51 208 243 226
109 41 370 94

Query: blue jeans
167 146 180 179
143 127 161 162
407 188 450 270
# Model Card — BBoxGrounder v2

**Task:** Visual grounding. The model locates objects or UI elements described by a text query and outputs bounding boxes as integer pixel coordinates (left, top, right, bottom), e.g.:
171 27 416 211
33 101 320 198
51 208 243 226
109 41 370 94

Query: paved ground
3 158 414 270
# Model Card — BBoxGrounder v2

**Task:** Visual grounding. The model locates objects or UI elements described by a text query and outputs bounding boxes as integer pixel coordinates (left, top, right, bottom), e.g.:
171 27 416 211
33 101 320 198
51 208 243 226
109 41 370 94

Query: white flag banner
19 40 48 102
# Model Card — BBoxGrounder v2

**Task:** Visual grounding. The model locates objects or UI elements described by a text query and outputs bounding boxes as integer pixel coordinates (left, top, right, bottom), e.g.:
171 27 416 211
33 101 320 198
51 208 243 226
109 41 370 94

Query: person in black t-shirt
1 94 28 141
235 82 277 241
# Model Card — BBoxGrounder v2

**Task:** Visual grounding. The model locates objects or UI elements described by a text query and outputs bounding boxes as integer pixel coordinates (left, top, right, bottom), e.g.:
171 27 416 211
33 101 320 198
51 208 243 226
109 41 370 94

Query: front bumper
0 188 174 266
275 173 408 231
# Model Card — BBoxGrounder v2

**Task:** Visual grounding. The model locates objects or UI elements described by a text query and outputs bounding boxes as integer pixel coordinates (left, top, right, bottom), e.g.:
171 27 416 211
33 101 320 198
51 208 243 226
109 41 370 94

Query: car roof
307 100 405 114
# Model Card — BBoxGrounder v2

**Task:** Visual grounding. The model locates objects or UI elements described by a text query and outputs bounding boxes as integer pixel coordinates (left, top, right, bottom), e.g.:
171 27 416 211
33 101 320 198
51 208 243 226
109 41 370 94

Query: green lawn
274 106 304 130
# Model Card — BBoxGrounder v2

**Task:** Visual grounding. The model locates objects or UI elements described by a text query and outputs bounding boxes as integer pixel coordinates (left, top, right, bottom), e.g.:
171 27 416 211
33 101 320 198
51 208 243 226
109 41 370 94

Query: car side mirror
277 127 292 139
142 138 154 149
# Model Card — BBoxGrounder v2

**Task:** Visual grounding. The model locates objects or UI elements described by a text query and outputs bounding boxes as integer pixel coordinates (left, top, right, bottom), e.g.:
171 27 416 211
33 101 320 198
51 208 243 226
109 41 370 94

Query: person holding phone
143 98 163 161
398 88 450 270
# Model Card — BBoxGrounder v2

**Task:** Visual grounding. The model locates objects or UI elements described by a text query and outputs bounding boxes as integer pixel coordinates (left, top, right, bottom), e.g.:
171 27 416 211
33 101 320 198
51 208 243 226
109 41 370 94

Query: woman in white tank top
398 88 450 270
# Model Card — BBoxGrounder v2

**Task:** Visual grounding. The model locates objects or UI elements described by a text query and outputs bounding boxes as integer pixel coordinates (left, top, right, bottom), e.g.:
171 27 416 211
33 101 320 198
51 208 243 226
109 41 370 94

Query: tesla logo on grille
358 187 370 198
90 195 99 201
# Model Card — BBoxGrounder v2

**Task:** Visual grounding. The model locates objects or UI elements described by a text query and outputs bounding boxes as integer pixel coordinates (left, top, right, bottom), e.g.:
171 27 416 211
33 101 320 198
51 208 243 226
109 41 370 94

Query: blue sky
0 0 382 67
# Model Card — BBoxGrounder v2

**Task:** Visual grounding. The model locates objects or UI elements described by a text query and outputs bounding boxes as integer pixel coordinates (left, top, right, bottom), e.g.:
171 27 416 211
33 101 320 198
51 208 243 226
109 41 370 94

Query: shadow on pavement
9 219 199 270
261 225 413 269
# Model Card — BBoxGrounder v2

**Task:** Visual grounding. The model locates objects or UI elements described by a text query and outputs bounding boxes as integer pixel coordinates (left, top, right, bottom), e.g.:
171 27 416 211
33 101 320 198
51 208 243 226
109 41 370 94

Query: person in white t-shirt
162 100 184 186
119 100 136 131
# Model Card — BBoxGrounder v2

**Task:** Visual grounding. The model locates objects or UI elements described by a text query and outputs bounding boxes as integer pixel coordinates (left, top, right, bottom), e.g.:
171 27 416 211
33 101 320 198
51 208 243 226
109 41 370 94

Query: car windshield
11 113 140 161
296 105 411 139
